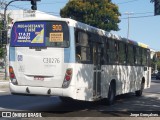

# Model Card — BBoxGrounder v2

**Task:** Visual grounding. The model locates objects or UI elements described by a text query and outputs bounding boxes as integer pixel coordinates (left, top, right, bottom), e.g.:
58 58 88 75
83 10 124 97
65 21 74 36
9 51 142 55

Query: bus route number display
49 32 63 42
52 25 62 31
49 24 63 42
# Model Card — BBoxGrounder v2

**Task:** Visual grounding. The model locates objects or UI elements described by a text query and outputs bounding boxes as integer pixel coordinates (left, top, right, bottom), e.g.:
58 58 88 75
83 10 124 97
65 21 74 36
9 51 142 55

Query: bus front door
93 43 102 99
144 49 151 88
146 50 151 88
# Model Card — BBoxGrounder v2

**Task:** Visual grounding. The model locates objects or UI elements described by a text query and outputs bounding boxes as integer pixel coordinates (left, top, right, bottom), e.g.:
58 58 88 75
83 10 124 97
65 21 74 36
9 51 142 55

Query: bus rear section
9 20 76 98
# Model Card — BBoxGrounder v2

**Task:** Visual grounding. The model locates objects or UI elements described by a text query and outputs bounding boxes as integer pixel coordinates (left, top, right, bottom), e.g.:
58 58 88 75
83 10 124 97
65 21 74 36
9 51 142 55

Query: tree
60 0 121 31
0 47 4 58
0 20 2 30
0 20 4 58
156 60 160 71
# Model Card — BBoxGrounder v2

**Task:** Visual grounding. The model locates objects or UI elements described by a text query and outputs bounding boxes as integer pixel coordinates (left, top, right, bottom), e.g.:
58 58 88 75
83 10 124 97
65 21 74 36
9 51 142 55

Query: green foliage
0 21 2 30
156 60 160 71
60 0 121 31
152 56 160 71
0 21 4 58
0 47 4 58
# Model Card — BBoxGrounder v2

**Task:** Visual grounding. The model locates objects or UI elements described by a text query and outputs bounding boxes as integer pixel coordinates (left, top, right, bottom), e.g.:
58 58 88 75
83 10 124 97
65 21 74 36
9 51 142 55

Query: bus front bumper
9 82 75 98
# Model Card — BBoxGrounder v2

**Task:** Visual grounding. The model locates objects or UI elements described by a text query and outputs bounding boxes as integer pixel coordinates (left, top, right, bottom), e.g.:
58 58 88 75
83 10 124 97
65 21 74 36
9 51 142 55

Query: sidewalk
0 79 9 82
0 68 9 90
0 79 9 89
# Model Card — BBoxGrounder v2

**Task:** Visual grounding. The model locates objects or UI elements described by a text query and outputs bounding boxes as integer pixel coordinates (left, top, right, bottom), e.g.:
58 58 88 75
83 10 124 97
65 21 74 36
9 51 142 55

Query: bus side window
133 46 137 65
108 39 118 64
115 41 119 64
147 49 151 67
139 48 143 65
136 47 141 65
75 31 91 63
106 38 109 63
125 44 128 64
76 46 82 62
119 42 126 64
78 32 88 61
128 45 135 65
142 49 147 66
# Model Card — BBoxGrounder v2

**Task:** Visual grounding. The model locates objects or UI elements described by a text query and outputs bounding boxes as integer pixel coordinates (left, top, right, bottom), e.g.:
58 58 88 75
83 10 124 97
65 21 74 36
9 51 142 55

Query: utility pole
2 0 40 80
2 0 19 80
125 12 134 39
3 0 20 30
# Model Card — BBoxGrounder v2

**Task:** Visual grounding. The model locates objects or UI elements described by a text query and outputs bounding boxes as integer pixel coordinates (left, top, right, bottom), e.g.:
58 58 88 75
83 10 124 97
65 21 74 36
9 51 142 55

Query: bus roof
13 17 149 49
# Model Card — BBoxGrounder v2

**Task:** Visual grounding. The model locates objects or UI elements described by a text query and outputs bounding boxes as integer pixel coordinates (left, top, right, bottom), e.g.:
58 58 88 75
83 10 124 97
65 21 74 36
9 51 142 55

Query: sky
1 0 160 51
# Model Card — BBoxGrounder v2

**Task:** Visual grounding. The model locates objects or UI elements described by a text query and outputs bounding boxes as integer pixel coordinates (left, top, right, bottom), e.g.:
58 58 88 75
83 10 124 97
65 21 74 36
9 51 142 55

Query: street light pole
2 0 40 80
3 0 20 30
3 0 21 80
125 12 134 39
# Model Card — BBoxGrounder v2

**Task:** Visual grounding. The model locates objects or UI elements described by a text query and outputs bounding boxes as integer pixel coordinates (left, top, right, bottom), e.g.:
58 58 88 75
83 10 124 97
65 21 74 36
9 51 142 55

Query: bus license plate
34 76 44 81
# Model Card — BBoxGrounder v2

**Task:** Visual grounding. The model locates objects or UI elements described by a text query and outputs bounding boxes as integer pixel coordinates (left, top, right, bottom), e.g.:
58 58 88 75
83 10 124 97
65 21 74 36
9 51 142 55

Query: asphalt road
0 78 160 119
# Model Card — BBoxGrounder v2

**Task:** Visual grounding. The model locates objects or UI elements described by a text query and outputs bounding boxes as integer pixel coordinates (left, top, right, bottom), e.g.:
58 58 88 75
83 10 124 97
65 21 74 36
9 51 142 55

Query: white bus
9 17 151 105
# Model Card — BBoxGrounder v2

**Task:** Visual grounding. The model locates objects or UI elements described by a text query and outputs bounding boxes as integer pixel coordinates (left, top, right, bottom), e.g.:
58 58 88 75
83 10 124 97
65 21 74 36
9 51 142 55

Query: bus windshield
10 21 69 48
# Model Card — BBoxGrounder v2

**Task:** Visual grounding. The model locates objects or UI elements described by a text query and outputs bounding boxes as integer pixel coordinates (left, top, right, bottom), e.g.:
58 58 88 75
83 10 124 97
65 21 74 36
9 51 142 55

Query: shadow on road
0 94 99 112
0 92 160 116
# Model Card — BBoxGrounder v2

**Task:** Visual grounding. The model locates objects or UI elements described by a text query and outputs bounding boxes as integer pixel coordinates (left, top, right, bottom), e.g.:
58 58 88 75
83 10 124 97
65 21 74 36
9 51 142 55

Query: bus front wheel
107 82 116 105
135 82 144 96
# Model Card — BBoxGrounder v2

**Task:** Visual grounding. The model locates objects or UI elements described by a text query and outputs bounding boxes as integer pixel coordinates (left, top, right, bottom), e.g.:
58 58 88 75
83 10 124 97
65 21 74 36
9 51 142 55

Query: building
156 51 160 59
0 10 59 23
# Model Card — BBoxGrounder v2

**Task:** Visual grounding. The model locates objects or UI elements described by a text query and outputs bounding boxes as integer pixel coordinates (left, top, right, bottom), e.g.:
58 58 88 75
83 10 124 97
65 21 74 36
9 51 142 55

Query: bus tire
135 81 144 97
59 96 73 102
107 82 116 105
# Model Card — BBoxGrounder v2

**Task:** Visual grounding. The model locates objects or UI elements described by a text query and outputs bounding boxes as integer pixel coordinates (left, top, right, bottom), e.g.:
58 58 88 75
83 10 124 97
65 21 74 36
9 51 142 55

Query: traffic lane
0 78 160 116
0 94 101 112
0 95 60 111
0 93 160 116
100 93 160 111
144 79 160 94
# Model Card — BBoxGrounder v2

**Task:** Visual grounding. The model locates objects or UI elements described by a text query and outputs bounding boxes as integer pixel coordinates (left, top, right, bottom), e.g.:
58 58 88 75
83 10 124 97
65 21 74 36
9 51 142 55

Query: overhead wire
121 11 154 19
2 0 156 19
117 0 141 5
121 15 155 19
117 0 155 19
